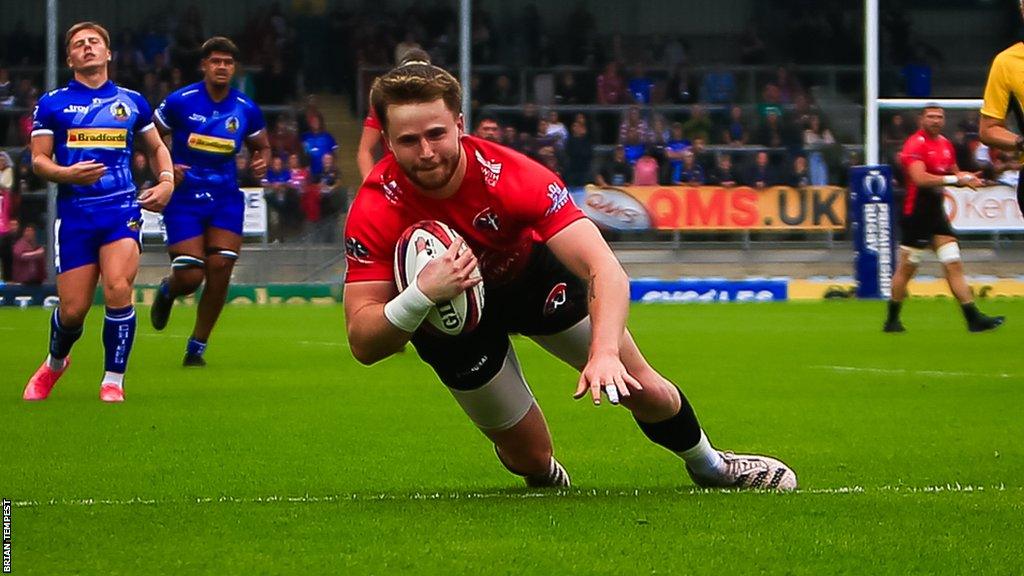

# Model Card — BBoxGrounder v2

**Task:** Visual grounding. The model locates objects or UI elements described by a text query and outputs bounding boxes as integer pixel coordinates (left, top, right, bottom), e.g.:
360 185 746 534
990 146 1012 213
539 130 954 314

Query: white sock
676 431 724 476
103 371 124 389
46 354 66 371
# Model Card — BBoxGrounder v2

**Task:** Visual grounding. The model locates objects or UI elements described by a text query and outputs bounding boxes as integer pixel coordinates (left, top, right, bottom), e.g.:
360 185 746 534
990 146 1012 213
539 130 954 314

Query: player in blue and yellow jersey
149 37 270 367
22 22 174 403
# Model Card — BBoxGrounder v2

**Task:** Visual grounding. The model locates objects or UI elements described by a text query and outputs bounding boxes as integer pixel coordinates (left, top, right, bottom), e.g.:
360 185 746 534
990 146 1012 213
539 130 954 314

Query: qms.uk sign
590 185 846 231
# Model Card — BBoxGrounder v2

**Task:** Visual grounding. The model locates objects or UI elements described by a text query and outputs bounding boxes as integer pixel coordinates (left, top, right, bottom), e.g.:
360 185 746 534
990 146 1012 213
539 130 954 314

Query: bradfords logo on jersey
66 128 128 148
545 183 570 216
475 150 502 187
187 133 235 155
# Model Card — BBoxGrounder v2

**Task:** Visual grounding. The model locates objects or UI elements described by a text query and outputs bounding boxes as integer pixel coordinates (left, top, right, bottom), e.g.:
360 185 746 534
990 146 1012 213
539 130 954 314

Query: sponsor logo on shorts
187 133 235 154
345 236 372 263
126 217 142 232
475 150 502 187
545 183 570 216
473 208 500 232
543 282 568 316
110 101 131 121
66 128 128 148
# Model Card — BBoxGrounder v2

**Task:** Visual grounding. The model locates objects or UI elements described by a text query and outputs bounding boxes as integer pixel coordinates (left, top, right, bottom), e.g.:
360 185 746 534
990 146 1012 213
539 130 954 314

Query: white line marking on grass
295 340 343 347
812 365 1016 379
11 483 1017 508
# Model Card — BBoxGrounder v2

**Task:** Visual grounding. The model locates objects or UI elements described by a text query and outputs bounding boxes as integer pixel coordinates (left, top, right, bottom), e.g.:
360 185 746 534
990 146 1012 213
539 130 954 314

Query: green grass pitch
2 299 1022 574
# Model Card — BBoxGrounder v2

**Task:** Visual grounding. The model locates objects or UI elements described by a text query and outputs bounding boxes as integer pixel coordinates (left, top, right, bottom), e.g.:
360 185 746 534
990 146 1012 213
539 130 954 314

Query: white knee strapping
901 246 923 265
448 347 535 431
936 242 961 264
529 317 592 371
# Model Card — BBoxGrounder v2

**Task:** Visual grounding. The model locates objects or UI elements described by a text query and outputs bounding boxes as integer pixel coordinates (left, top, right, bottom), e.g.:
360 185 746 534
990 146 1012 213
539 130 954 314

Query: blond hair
370 64 462 132
65 21 110 52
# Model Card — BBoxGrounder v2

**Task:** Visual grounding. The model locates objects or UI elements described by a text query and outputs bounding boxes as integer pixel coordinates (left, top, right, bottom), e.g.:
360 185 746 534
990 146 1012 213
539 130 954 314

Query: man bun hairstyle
65 22 110 51
201 36 241 60
398 48 432 67
370 63 462 132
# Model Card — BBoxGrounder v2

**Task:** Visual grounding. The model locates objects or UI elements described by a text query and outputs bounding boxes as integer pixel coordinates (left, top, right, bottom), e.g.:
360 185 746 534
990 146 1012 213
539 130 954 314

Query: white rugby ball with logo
394 220 485 336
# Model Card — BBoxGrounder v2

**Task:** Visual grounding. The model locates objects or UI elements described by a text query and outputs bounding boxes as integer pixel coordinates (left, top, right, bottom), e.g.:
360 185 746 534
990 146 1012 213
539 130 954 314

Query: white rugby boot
687 451 797 491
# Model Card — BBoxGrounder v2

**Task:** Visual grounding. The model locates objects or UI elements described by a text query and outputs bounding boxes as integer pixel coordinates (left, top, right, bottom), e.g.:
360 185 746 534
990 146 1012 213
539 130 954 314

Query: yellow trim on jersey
66 128 128 148
187 133 236 155
982 42 1024 122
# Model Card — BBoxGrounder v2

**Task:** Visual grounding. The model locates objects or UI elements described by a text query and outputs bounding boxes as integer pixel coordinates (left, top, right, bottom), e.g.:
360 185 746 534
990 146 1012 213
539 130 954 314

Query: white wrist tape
383 281 434 333
943 175 958 185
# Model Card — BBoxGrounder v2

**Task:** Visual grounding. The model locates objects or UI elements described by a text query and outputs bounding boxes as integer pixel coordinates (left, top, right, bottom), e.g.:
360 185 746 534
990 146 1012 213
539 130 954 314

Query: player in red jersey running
342 62 797 490
884 105 1004 333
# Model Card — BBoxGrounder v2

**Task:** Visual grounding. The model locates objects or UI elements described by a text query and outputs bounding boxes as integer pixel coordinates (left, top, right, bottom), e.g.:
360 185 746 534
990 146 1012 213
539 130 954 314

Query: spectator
474 116 501 142
668 149 705 185
0 173 12 281
682 104 713 143
690 136 715 169
699 67 736 103
141 72 162 108
633 153 660 185
563 120 594 187
663 122 690 180
536 146 562 178
269 117 301 158
883 113 912 164
667 63 697 104
490 74 517 105
554 71 582 105
628 64 655 104
513 102 540 135
743 151 782 189
803 114 835 146
618 105 654 144
596 61 627 104
316 152 345 242
544 111 568 149
12 224 46 285
263 155 296 241
787 155 812 188
721 105 750 146
0 151 13 191
301 114 338 177
622 129 646 164
236 153 259 187
707 153 740 188
753 109 785 148
500 126 518 148
595 145 633 187
773 66 804 104
14 155 41 192
650 115 670 146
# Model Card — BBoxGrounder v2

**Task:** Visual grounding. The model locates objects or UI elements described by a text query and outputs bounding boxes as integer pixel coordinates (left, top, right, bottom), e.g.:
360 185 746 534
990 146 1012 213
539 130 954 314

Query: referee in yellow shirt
979 1 1024 214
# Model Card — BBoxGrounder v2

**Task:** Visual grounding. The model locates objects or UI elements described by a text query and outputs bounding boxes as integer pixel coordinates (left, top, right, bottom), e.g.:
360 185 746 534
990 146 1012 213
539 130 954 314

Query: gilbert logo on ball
394 220 484 336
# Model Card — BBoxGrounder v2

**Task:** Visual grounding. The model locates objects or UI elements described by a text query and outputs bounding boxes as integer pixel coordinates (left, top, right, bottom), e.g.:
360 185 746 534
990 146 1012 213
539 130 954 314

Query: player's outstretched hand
138 181 174 212
250 156 267 179
64 160 107 185
416 237 481 303
574 352 642 406
173 164 190 186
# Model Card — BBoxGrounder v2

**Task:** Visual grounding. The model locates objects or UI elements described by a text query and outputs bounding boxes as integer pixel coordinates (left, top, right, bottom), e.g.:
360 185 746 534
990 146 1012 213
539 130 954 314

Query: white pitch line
295 340 343 347
10 483 1015 508
812 365 1017 379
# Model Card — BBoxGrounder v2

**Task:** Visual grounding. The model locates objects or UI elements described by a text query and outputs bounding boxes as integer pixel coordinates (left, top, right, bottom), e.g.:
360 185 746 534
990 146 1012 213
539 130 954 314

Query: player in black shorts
885 105 1005 333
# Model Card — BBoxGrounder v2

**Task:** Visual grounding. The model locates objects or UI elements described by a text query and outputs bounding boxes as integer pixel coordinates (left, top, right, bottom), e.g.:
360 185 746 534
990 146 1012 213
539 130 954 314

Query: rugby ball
394 220 484 336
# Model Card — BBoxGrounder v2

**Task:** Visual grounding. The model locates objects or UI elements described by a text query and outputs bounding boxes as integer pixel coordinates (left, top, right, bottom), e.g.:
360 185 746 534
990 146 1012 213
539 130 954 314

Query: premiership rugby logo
187 133 235 155
66 128 128 148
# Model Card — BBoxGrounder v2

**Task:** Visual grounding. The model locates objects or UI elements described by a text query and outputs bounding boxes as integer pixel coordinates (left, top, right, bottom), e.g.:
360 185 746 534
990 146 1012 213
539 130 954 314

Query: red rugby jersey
898 128 956 215
344 135 585 285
